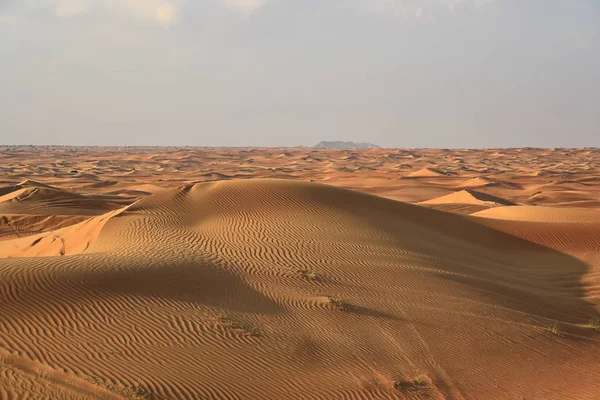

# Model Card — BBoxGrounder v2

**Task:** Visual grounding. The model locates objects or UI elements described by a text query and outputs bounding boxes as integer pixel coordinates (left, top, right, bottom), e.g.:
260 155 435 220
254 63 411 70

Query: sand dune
455 177 522 190
420 189 515 206
406 167 451 177
16 179 57 189
417 203 491 215
0 207 124 258
0 185 121 216
473 205 600 222
0 214 89 241
455 177 495 188
0 147 599 399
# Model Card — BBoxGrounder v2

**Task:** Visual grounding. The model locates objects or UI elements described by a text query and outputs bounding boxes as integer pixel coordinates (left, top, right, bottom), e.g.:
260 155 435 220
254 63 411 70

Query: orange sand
0 146 599 399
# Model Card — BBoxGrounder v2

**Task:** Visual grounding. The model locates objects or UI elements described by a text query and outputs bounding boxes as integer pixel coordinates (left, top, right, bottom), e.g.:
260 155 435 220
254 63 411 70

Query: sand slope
420 189 515 206
473 205 600 222
406 167 451 177
0 185 120 216
0 179 599 399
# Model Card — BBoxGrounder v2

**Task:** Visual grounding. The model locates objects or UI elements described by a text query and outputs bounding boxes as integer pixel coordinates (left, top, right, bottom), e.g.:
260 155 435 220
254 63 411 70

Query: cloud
2 0 495 25
126 0 178 27
358 0 432 21
0 14 14 24
56 0 89 17
221 0 265 14
50 0 179 27
440 0 495 11
155 3 177 25
358 0 496 21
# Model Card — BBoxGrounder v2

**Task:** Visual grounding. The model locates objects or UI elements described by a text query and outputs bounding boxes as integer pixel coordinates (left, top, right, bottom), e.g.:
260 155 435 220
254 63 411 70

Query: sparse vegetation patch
300 269 319 281
328 296 346 310
394 374 431 395
586 319 600 332
89 376 152 399
413 374 428 385
219 316 264 337
547 321 561 335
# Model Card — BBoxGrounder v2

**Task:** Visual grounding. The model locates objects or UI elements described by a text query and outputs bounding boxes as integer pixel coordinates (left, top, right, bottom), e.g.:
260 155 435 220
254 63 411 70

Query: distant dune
421 189 515 206
0 147 599 399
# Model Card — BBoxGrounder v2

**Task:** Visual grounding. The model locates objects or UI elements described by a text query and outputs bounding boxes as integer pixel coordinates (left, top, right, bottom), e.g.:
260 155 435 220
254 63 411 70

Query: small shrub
586 319 600 331
413 374 428 385
328 296 344 309
220 316 263 337
90 377 151 399
300 270 319 281
531 191 542 197
394 374 430 394
547 321 560 335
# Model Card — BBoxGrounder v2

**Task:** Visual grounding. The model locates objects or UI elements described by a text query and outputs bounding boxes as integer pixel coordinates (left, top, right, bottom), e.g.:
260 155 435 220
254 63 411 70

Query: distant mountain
313 141 380 149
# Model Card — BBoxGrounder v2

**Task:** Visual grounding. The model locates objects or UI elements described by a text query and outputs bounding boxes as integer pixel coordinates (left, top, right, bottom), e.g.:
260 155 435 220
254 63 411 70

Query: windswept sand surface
0 146 599 399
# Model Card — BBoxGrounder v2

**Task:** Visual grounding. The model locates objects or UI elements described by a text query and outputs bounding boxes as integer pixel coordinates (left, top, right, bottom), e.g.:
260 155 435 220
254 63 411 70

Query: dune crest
421 189 515 206
0 185 121 216
406 167 452 177
473 205 600 222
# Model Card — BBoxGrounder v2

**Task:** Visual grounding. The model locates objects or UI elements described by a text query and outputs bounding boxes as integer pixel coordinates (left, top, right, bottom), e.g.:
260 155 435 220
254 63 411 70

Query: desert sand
0 146 599 399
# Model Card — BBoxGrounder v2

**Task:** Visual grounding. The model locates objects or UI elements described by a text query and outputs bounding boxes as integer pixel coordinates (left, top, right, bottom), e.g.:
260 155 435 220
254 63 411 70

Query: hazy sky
0 0 598 147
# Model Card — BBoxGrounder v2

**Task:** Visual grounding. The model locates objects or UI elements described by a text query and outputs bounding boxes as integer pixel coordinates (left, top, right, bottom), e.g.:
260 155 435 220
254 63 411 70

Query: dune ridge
420 189 515 206
0 184 121 216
